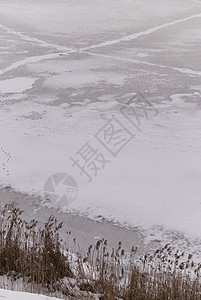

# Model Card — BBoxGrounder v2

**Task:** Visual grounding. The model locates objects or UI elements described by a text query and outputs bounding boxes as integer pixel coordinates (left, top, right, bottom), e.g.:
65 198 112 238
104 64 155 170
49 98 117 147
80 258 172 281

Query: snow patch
0 77 36 94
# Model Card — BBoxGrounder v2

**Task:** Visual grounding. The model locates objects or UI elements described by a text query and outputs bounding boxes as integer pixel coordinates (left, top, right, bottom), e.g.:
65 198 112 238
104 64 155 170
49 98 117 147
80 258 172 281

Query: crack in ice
1 12 201 76
80 13 201 50
82 51 201 77
0 24 73 52
0 53 65 76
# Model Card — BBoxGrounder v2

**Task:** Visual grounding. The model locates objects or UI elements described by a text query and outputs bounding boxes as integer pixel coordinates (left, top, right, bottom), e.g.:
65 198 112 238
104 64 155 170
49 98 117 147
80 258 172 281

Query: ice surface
0 0 201 245
0 77 36 94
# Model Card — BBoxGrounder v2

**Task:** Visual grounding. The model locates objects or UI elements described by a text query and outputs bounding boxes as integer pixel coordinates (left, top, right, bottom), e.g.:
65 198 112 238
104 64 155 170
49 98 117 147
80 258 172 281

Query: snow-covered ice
0 0 201 249
0 77 36 94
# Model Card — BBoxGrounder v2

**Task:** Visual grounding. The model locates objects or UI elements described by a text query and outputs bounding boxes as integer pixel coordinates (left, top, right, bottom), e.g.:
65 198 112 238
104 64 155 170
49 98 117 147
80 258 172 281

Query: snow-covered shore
0 289 61 300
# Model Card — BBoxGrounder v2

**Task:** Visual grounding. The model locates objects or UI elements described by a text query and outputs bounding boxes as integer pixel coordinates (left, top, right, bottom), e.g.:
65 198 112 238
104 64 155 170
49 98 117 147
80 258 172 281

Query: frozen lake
0 0 201 253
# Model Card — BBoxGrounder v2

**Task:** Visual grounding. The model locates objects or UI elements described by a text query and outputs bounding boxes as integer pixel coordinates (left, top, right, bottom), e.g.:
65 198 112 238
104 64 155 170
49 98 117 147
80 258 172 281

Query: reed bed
0 203 200 299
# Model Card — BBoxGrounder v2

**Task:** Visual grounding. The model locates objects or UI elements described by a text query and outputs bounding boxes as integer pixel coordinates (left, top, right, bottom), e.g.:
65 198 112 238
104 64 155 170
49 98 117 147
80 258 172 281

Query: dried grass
0 203 200 299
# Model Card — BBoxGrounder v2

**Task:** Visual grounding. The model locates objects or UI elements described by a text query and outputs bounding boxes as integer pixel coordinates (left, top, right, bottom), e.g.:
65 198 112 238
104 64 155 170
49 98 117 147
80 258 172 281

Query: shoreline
0 187 146 254
0 187 201 260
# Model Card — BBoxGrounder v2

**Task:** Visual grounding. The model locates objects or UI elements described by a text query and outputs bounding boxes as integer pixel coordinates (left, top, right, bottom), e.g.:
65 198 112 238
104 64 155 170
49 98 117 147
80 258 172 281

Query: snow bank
0 289 61 300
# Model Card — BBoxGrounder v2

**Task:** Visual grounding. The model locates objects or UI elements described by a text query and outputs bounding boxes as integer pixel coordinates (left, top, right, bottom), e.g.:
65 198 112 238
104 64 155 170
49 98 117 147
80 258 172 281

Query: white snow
0 77 36 94
0 93 200 238
0 0 201 246
0 289 61 300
